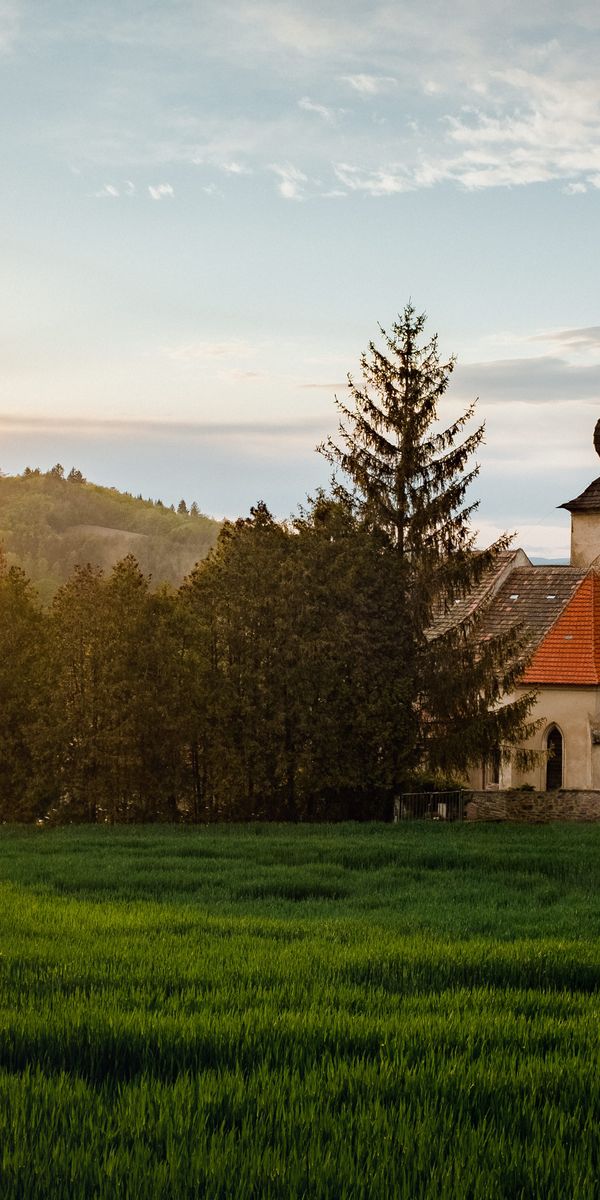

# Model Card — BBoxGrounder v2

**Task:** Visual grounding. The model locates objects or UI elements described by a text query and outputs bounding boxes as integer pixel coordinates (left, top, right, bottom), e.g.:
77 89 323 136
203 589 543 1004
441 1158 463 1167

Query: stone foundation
466 789 600 823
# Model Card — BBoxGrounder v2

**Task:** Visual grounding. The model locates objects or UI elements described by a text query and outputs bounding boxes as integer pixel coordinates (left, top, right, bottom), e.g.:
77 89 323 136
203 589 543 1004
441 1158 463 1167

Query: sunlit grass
1 823 599 1197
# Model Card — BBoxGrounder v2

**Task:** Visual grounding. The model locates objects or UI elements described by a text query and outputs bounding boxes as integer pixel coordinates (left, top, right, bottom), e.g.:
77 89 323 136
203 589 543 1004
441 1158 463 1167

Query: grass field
0 822 599 1198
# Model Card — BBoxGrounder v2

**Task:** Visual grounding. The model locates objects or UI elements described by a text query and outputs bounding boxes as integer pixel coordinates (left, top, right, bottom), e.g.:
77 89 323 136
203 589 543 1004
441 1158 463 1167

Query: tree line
0 307 537 823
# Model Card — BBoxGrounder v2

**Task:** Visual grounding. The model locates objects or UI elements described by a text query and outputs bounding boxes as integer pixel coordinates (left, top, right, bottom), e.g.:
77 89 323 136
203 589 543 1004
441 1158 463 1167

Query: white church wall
467 685 600 792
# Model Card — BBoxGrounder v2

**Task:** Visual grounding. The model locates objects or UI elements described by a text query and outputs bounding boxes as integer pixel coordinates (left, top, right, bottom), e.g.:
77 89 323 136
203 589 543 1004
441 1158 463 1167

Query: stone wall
466 789 600 823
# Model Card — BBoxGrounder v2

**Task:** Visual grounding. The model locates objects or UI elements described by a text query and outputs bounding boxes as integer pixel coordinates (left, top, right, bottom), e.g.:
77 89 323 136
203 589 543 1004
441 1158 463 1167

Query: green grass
0 823 599 1198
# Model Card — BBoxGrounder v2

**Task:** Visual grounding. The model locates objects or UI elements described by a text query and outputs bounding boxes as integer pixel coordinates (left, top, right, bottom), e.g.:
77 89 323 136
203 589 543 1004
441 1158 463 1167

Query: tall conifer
320 304 537 781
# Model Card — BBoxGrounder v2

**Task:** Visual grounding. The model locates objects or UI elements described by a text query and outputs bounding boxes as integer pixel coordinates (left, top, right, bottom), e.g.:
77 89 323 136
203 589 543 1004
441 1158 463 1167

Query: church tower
560 419 600 569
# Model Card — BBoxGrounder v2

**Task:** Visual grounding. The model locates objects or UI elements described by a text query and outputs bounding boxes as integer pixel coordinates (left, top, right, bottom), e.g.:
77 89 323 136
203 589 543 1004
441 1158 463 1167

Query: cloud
298 96 337 124
148 182 174 199
339 74 397 95
333 163 412 196
453 355 600 404
423 80 443 96
531 327 600 352
0 411 329 441
220 160 252 175
270 162 307 199
39 4 600 202
0 1 18 53
231 4 349 56
87 179 138 198
439 68 600 190
92 183 120 198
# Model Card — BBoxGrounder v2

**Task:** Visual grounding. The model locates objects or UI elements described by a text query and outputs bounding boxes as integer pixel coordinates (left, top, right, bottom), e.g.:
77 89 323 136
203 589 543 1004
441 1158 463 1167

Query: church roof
429 549 527 638
522 572 600 685
428 559 591 685
559 475 600 513
477 566 585 654
429 560 585 653
430 419 600 686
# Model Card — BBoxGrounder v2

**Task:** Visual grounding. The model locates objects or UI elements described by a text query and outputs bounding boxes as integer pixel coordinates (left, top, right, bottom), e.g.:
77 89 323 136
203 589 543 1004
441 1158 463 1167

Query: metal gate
393 789 467 822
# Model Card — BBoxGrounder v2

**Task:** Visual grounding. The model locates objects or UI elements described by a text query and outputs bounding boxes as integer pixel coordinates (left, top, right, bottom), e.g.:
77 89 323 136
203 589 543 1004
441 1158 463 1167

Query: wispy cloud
333 163 412 196
298 96 338 124
220 161 252 175
441 68 600 189
339 74 397 95
0 411 330 440
26 3 600 200
0 1 19 53
231 4 347 56
270 162 307 199
148 182 174 199
92 183 120 198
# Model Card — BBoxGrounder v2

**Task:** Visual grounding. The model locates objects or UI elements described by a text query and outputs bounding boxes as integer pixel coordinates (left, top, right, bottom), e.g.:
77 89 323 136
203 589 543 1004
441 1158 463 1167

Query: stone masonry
466 789 600 823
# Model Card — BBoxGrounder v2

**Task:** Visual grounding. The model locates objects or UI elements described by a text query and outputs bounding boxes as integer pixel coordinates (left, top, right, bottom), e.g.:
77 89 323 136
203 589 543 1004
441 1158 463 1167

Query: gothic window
545 726 563 791
483 749 500 787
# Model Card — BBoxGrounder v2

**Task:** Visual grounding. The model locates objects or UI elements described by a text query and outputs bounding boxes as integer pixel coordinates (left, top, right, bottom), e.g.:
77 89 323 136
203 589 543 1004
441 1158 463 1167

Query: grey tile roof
476 566 586 651
560 476 600 513
429 559 586 654
429 550 526 638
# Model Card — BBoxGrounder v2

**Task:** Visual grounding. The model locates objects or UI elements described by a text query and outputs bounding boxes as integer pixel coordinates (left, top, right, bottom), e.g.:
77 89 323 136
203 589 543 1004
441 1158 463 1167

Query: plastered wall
466 685 600 792
570 513 600 569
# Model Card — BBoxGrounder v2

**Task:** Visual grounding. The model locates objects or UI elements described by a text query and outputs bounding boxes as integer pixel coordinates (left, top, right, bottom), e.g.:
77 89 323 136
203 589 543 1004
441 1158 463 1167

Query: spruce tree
320 303 536 783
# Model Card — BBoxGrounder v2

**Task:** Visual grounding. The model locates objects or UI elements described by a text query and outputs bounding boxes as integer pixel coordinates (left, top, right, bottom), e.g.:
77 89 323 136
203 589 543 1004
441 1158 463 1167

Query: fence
393 789 467 823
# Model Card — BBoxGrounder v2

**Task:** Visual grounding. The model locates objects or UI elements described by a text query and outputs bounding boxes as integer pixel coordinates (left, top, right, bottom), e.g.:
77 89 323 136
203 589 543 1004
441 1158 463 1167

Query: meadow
0 822 599 1199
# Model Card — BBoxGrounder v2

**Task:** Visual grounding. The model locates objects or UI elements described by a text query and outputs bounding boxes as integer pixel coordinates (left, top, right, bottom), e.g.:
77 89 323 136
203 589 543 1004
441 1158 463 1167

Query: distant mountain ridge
0 467 221 601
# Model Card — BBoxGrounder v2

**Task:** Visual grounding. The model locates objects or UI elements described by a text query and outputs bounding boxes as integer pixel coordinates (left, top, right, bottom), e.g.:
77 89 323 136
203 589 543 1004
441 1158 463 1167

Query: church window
545 726 563 791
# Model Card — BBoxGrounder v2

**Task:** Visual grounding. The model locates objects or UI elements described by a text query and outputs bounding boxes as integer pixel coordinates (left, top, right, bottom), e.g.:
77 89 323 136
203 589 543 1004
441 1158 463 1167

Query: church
454 419 600 796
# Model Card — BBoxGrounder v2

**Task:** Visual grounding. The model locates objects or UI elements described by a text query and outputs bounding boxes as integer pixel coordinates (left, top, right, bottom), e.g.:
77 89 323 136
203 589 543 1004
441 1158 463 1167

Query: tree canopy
0 306 537 822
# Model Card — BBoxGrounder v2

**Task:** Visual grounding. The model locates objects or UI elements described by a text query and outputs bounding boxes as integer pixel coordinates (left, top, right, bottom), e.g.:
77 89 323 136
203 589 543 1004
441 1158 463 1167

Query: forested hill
0 466 221 600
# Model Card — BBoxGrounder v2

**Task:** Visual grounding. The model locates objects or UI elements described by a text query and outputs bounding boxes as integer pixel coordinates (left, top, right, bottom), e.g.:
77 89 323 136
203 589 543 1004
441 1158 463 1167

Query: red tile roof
522 571 600 685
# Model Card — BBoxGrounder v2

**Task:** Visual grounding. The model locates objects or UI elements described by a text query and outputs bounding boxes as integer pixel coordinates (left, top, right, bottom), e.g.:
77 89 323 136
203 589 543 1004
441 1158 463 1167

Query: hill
0 466 221 600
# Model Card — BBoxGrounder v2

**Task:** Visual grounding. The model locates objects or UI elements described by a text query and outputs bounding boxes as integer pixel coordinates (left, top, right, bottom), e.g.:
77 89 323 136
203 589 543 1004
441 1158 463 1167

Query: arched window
545 726 563 791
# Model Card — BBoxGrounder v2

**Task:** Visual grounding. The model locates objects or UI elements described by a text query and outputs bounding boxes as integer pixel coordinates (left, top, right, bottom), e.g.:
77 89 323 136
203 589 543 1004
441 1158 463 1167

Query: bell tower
560 419 600 568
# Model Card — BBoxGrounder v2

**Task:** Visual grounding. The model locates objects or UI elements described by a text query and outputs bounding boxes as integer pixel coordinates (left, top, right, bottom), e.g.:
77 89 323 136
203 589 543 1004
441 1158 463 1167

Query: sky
2 1 600 557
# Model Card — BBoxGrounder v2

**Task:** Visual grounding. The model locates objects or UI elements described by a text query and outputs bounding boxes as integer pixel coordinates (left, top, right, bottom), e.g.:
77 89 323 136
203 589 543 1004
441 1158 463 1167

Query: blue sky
2 1 600 556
